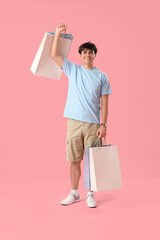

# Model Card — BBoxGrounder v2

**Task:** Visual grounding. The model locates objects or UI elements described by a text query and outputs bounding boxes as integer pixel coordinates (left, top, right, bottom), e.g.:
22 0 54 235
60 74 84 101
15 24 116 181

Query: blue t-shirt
61 58 112 124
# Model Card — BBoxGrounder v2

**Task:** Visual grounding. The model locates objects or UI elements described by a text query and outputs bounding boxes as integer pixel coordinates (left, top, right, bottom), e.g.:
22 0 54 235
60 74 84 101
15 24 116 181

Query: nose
85 53 90 57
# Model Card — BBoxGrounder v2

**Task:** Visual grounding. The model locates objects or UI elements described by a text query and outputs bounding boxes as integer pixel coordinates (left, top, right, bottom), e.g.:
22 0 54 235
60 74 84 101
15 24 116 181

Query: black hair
78 41 97 55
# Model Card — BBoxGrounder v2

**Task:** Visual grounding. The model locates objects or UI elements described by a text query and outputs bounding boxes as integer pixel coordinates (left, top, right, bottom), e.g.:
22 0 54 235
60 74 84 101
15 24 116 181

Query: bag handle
103 135 107 145
103 135 112 146
92 136 102 147
92 135 111 147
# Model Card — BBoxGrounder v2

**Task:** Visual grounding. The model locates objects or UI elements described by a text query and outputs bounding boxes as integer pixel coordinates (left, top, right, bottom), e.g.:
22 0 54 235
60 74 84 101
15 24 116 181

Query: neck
82 63 95 69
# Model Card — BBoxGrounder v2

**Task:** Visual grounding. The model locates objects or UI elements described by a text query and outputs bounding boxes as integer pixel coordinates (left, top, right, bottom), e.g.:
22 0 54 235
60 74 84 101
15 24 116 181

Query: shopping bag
30 32 73 80
84 136 123 192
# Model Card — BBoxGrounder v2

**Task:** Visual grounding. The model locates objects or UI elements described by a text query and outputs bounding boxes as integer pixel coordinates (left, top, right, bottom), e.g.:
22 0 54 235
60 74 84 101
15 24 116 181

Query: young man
51 23 112 208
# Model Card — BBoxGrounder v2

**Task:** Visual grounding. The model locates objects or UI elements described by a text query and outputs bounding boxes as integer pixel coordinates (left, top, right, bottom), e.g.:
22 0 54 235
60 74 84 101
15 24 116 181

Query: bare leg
70 161 81 189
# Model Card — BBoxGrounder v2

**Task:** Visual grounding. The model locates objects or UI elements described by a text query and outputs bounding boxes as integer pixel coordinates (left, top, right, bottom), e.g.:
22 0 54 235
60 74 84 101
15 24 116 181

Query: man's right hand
55 23 67 36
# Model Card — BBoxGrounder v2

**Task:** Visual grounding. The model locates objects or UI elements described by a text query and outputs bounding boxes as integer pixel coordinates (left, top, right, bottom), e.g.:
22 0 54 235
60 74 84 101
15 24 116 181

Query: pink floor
0 176 159 240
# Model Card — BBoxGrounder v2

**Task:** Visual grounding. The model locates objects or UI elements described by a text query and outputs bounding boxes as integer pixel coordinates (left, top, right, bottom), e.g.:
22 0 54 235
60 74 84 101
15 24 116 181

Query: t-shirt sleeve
100 74 112 95
61 57 74 78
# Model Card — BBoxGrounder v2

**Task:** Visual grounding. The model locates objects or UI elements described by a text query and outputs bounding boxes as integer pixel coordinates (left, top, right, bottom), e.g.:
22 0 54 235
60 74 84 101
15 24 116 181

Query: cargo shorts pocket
66 137 84 161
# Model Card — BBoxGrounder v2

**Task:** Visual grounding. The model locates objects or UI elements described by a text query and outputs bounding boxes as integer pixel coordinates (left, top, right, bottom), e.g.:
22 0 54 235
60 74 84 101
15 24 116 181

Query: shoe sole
61 199 80 205
86 201 97 208
88 205 97 208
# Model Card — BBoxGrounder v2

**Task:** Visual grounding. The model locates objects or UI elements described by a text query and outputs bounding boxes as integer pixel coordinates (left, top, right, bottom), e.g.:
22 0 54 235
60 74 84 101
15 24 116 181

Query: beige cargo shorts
66 118 102 162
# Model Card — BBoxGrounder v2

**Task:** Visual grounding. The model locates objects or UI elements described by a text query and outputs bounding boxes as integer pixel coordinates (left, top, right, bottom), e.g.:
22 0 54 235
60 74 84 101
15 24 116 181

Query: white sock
87 191 94 196
71 189 79 197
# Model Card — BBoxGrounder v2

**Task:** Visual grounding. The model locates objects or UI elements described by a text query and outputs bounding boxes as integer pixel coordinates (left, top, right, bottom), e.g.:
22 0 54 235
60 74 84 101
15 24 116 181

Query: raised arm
51 23 67 68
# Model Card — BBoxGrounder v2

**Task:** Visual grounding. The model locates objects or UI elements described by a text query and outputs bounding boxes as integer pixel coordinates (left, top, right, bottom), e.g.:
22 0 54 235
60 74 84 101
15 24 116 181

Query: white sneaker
61 193 80 205
86 193 97 208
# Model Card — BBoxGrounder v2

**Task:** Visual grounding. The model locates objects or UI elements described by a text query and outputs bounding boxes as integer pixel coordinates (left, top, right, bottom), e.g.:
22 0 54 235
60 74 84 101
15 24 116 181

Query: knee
71 160 81 168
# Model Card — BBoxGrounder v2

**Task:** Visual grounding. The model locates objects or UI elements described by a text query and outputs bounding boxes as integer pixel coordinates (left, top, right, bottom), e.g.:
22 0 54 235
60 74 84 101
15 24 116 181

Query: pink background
0 0 160 239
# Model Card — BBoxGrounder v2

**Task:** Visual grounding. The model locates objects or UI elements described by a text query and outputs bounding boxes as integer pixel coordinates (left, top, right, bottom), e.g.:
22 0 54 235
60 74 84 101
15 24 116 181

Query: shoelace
70 193 79 199
87 194 94 199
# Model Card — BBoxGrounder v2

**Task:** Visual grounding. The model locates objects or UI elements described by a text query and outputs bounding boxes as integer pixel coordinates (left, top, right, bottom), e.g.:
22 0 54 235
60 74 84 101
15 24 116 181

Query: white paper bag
90 145 123 191
30 32 73 80
84 137 123 192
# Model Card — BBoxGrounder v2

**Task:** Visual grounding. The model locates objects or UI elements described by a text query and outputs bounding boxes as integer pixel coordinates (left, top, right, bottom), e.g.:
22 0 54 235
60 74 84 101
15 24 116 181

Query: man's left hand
96 126 107 138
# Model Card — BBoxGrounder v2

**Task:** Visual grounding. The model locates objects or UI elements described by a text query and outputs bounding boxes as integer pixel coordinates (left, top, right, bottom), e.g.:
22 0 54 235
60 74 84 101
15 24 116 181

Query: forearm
51 33 61 58
101 102 108 124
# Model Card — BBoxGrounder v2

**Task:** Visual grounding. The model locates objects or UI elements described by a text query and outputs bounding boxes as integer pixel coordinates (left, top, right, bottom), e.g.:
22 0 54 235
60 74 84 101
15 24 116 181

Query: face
80 48 96 65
